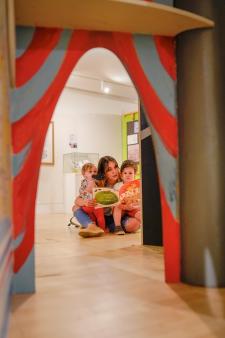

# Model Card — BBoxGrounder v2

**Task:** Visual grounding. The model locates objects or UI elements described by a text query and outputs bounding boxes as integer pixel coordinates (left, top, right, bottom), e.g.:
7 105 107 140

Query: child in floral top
113 160 141 235
79 163 105 231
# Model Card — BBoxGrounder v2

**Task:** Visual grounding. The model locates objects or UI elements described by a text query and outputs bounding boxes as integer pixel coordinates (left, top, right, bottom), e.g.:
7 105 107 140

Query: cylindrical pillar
176 0 225 286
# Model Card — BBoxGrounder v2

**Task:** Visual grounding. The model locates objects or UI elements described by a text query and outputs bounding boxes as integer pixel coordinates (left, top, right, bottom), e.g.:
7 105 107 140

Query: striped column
0 1 13 337
11 28 75 292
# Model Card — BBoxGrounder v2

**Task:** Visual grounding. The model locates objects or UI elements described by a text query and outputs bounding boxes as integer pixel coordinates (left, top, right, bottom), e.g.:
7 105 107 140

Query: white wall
36 88 138 214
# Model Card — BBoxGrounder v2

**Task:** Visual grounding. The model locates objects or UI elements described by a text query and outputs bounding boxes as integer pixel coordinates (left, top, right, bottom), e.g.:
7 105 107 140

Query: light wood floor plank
8 213 225 338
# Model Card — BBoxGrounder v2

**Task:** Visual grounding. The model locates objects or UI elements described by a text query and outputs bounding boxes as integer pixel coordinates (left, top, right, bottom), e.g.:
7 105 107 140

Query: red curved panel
160 185 180 282
154 36 177 80
13 29 180 282
16 28 62 87
111 32 178 157
13 30 92 269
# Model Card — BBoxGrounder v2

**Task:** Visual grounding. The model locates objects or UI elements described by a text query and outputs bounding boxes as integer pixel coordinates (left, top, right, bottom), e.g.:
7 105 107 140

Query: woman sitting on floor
72 156 141 238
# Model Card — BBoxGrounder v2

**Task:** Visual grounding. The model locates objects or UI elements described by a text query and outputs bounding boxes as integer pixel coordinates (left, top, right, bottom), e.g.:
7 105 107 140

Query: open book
93 179 140 208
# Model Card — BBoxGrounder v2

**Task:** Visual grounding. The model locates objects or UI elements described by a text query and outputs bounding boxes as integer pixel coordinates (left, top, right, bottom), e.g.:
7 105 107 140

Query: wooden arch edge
15 0 214 37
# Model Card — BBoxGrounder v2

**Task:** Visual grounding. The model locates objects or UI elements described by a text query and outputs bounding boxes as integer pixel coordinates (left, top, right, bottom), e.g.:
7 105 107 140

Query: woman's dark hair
96 156 118 179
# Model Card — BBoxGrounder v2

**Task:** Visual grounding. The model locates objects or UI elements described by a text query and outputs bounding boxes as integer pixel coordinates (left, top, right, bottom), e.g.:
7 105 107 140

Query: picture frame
127 119 139 164
128 143 139 163
41 121 54 165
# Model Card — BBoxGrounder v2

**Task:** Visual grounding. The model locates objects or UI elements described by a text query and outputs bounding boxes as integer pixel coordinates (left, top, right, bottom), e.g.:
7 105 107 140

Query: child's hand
84 199 96 207
120 201 133 211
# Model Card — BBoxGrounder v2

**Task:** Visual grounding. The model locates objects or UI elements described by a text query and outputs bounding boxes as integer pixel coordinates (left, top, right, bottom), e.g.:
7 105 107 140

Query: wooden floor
9 214 225 338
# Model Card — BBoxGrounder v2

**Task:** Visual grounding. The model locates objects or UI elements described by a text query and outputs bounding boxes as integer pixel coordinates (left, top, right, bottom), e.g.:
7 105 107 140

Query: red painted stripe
13 31 92 269
160 185 180 282
13 29 178 273
70 31 178 157
13 172 36 272
12 31 91 152
13 30 177 157
154 36 177 80
112 32 178 157
13 178 36 272
16 28 62 87
13 115 52 270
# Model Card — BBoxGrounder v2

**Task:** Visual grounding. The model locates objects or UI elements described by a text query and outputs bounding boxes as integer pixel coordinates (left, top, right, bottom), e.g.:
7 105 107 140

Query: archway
36 47 142 241
12 28 179 292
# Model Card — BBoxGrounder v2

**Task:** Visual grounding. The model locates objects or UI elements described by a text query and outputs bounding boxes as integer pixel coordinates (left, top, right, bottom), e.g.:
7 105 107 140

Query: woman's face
105 161 119 184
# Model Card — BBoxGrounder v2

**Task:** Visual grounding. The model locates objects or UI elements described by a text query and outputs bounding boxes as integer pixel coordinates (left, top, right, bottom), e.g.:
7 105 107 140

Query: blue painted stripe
141 104 178 218
11 29 72 123
0 267 13 338
12 248 35 293
151 126 177 219
132 34 176 117
12 142 31 177
16 26 35 58
12 231 25 250
0 218 11 241
1 293 11 338
0 236 12 273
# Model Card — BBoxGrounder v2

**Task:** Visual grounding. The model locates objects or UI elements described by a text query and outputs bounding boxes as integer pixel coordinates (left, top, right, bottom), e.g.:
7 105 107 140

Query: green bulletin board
122 112 140 178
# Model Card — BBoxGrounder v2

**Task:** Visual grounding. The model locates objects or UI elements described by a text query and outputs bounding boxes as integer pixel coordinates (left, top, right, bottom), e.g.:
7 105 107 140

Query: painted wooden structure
0 0 220 337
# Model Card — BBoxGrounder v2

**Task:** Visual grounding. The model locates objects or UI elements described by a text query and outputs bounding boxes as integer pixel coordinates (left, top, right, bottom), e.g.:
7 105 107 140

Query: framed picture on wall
127 119 139 163
41 122 54 165
128 143 139 163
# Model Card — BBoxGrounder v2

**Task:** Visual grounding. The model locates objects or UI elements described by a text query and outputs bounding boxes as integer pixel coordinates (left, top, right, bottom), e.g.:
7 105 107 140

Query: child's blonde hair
81 163 96 176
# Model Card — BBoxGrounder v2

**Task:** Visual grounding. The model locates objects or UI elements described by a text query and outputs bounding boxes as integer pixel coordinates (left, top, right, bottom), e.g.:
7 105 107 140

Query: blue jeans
105 215 115 233
74 208 92 228
105 215 128 232
74 208 128 232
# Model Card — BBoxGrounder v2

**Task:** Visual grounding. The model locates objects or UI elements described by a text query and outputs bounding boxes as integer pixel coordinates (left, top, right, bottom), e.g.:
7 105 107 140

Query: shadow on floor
10 294 34 313
170 284 225 337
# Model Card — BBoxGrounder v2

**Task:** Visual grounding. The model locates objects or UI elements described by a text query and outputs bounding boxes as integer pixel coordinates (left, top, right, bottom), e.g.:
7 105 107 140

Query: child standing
79 163 105 231
113 160 141 235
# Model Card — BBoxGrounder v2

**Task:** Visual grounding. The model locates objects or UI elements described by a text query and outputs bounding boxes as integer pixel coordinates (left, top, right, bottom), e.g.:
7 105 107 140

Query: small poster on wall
126 119 139 164
41 122 54 165
128 143 139 163
134 121 139 134
127 134 138 145
69 134 78 149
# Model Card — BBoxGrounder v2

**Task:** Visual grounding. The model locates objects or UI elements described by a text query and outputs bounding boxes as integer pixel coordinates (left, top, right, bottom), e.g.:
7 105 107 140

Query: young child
113 160 141 235
79 163 105 231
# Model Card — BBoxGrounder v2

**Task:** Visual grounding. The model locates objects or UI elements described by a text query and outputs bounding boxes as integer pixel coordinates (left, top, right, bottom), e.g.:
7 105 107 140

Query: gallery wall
36 87 138 214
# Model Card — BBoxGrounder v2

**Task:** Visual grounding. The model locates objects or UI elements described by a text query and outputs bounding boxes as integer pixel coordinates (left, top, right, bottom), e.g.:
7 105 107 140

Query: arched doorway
36 46 144 245
12 28 179 292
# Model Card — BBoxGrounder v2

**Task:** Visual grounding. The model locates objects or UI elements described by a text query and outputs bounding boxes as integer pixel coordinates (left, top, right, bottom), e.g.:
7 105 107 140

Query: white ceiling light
103 86 110 94
101 80 110 94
